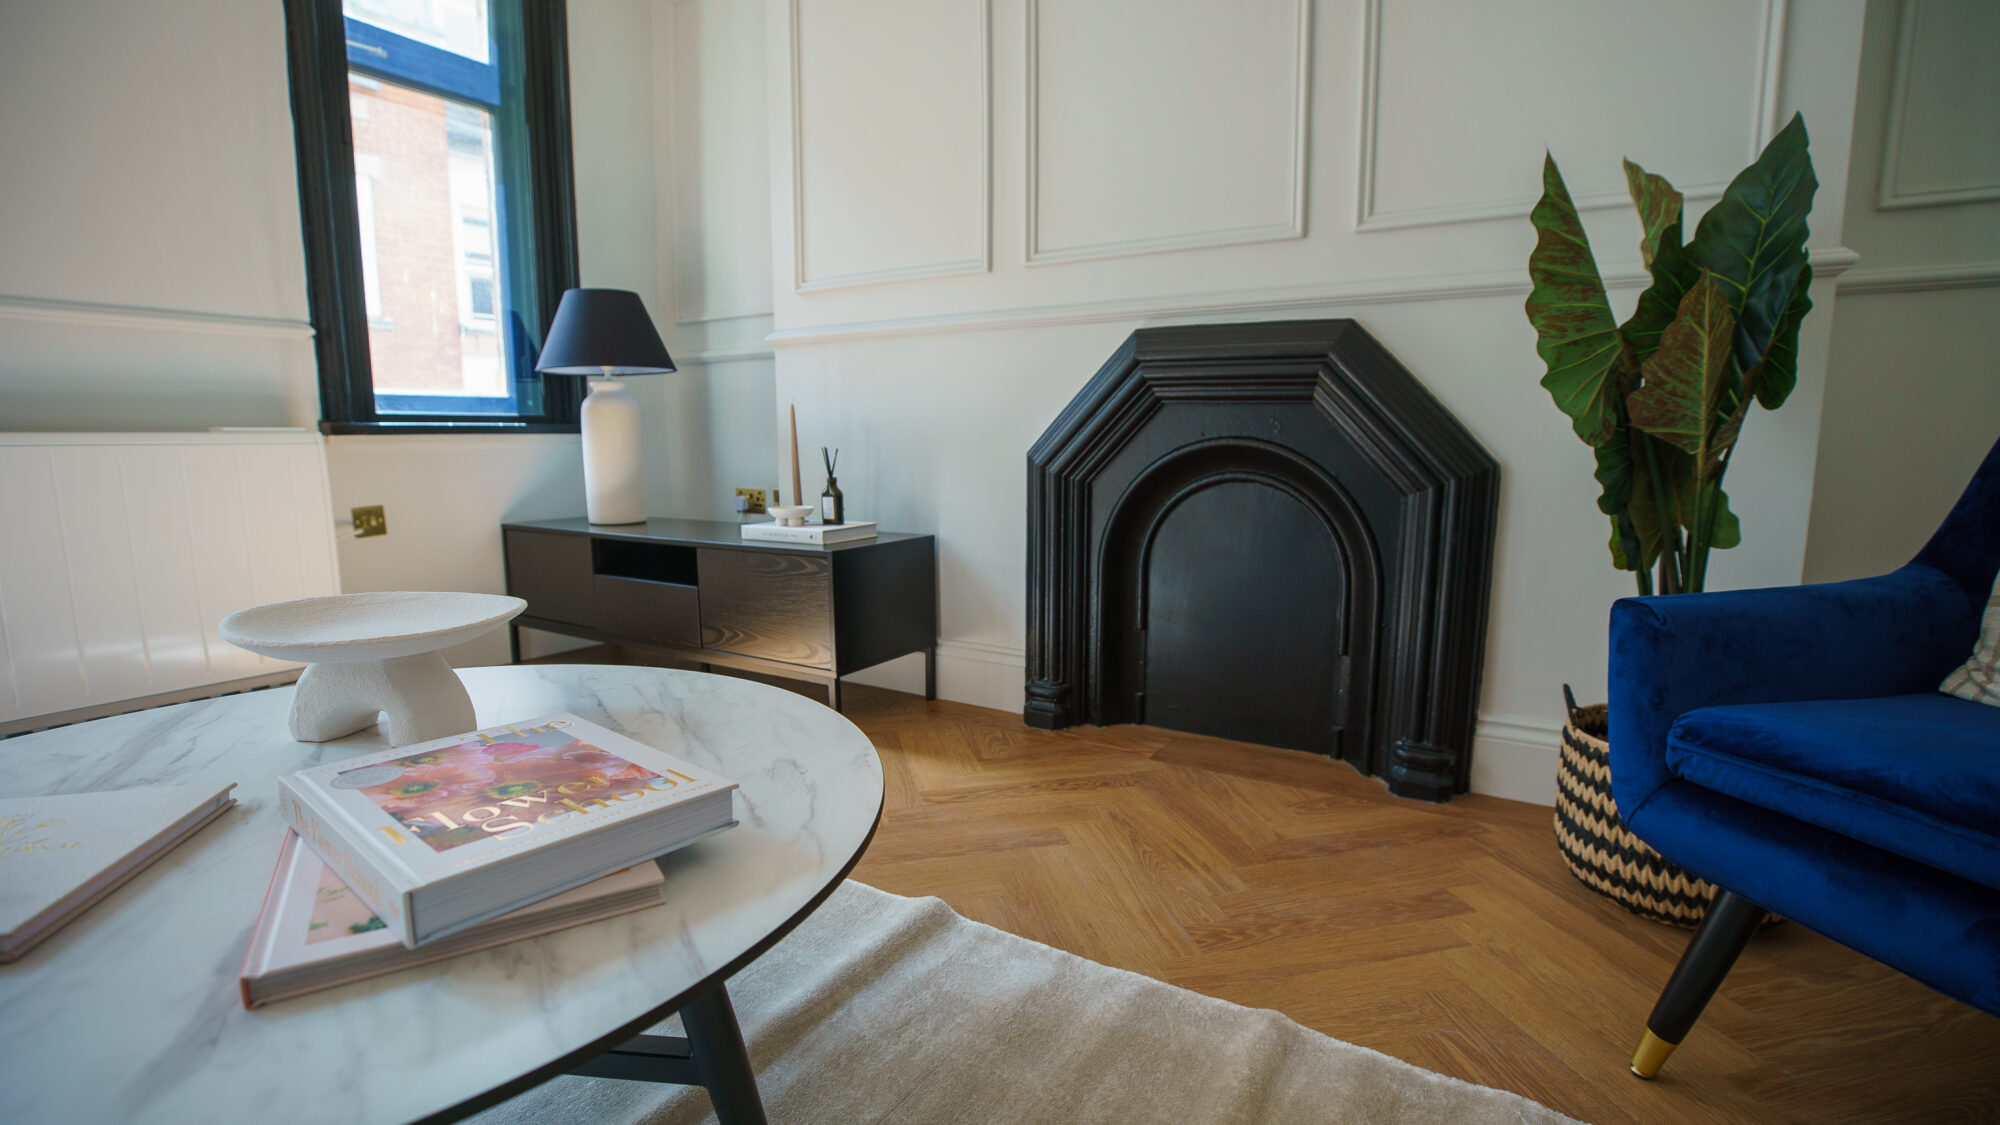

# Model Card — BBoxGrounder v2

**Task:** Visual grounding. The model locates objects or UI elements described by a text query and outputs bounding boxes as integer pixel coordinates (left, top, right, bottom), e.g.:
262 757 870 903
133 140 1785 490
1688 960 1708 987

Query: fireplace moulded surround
1023 320 1499 801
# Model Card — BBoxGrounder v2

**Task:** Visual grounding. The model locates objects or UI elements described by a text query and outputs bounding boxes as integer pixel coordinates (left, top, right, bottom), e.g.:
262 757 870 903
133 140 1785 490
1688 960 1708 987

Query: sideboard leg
825 679 842 712
508 623 521 665
681 984 768 1125
924 645 937 701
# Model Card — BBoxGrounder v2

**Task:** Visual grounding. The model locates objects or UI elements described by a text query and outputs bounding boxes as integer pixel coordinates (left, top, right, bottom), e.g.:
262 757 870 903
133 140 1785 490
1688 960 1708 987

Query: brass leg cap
1630 1029 1678 1079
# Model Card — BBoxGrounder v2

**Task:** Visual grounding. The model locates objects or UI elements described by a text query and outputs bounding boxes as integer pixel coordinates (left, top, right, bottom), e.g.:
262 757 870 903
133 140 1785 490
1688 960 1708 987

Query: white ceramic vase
582 378 646 525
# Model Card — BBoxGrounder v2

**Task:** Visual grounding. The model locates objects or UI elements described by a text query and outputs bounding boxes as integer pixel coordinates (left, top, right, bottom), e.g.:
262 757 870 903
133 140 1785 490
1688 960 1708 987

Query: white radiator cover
0 431 342 727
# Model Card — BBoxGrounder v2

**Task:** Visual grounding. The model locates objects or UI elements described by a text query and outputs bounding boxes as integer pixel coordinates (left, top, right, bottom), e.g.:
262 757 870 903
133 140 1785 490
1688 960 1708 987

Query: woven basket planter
1553 702 1724 927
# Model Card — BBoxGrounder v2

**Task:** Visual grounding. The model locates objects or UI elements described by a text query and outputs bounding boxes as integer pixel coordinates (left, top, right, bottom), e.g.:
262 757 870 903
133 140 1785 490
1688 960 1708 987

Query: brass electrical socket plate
352 505 388 538
734 488 767 515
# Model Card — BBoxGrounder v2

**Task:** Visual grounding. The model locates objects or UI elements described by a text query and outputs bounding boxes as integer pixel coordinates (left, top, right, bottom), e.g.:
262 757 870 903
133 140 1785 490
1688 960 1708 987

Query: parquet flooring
553 648 2000 1123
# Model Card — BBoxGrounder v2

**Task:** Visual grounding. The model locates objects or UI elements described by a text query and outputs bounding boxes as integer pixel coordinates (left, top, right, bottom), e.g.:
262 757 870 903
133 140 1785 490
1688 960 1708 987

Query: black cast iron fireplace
1023 321 1499 801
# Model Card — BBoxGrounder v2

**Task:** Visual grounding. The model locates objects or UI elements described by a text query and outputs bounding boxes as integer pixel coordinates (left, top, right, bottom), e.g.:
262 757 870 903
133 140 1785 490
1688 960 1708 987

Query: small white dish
220 591 526 663
220 591 526 747
768 505 814 527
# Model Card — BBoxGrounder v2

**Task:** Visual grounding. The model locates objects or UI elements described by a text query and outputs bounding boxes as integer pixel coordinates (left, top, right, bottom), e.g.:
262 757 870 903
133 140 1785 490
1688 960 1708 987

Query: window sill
319 420 581 436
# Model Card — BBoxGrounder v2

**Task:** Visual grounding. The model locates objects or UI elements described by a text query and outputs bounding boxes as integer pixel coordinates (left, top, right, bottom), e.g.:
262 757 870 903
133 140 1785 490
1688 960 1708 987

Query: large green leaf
1689 113 1817 376
1527 154 1627 446
1624 159 1682 270
1625 434 1689 573
1628 272 1737 463
1672 472 1736 560
1710 487 1741 550
1749 261 1813 410
1710 262 1814 468
1619 160 1701 368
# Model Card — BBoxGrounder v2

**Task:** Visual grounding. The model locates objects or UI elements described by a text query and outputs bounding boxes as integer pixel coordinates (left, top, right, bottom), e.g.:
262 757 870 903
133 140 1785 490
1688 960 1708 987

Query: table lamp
535 288 676 525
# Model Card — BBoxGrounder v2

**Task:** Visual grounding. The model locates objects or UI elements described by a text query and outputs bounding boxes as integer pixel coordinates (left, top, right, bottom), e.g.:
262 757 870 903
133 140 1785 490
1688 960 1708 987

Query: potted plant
1525 114 1817 924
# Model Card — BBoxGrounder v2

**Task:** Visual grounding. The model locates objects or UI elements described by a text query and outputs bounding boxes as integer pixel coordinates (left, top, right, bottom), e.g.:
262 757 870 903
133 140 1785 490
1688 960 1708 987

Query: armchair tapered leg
1630 889 1765 1079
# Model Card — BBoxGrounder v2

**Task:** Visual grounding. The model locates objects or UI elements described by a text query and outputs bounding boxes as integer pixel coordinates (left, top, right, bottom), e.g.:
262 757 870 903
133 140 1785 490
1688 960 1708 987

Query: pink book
239 830 666 1008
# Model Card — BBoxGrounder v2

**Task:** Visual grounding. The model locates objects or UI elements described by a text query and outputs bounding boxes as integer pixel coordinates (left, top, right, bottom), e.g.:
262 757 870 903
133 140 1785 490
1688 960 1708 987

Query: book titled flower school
278 713 737 948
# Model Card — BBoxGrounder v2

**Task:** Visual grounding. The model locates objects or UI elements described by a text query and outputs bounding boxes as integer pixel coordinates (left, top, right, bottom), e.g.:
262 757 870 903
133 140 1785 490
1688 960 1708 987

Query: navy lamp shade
536 288 673 525
534 288 676 375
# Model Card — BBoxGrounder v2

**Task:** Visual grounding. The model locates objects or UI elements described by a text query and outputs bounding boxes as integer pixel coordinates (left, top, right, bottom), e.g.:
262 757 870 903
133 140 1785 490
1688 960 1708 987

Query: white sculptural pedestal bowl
220 591 526 746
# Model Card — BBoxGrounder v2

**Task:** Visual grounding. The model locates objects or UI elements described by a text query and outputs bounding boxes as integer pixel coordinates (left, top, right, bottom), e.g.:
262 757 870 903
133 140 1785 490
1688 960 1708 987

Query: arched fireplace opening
1094 439 1380 764
1025 320 1498 801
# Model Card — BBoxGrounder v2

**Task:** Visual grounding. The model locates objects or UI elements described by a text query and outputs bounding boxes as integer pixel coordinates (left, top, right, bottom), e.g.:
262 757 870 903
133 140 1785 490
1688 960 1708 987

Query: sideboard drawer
697 549 833 668
504 530 594 626
594 576 699 649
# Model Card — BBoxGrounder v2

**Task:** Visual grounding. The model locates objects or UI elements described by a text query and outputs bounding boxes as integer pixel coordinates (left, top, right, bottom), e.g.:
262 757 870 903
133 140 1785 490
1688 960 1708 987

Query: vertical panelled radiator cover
0 431 342 732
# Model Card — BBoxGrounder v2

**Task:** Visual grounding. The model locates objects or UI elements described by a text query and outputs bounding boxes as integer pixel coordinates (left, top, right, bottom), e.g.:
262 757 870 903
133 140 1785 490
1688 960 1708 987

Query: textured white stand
290 652 475 746
219 591 526 747
582 378 646 525
0 664 882 1125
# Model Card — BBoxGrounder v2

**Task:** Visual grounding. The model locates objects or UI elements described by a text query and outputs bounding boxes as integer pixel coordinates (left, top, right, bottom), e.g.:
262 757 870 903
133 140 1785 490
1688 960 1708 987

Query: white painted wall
0 0 703 669
650 0 781 520
669 0 1873 804
0 0 319 430
1804 0 2000 583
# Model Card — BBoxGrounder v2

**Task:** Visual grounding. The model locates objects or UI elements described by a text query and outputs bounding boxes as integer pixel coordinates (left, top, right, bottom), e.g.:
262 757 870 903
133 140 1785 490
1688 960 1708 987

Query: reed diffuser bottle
819 447 844 525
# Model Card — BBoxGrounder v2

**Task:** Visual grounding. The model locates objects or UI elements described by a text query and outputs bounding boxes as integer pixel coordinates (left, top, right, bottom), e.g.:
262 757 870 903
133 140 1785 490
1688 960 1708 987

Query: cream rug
476 882 1579 1124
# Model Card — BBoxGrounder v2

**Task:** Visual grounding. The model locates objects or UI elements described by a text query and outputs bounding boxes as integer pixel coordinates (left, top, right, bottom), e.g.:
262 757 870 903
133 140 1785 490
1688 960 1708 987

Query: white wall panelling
0 432 339 728
1354 0 1788 231
787 0 992 291
1874 0 2000 210
669 0 777 322
0 295 314 341
767 246 1859 348
1803 0 2000 588
1024 0 1311 264
1837 259 2000 295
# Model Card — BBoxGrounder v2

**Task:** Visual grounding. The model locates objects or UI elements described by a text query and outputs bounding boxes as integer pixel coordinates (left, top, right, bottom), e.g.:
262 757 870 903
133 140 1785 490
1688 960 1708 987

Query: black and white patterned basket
1552 702 1721 927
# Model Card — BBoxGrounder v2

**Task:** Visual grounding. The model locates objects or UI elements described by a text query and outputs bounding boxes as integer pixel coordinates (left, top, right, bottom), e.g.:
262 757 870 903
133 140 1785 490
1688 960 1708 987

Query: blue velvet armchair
1608 436 2000 1078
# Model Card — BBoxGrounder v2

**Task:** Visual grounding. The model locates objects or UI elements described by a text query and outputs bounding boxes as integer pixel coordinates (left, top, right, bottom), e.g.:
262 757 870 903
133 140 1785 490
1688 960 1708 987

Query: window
284 0 581 432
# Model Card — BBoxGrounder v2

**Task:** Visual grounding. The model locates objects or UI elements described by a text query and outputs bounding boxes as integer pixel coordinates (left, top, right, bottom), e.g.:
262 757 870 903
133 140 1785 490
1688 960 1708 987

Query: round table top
219 591 528 663
0 664 883 1125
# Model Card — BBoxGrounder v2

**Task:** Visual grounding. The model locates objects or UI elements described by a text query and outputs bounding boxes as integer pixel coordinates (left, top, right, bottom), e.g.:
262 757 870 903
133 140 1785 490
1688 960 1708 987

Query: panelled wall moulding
787 0 992 293
1023 0 1312 265
0 294 316 340
764 245 1858 348
1875 0 2000 210
666 0 775 325
1353 0 1788 232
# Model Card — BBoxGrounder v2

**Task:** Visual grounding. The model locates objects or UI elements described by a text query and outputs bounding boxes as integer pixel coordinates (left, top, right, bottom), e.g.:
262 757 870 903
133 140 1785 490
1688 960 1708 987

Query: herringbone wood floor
555 649 2000 1123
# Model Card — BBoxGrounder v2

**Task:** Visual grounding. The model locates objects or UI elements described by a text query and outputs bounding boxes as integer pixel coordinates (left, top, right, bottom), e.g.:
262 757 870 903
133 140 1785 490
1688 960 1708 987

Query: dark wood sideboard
502 517 937 710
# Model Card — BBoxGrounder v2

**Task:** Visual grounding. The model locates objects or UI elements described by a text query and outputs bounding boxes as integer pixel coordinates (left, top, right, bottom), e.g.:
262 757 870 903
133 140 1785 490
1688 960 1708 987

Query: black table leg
508 622 521 665
924 645 937 701
681 983 767 1125
565 982 767 1125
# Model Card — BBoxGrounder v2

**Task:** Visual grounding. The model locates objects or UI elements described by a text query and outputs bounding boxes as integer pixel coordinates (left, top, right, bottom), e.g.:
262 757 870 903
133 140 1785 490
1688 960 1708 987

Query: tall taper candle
789 403 804 509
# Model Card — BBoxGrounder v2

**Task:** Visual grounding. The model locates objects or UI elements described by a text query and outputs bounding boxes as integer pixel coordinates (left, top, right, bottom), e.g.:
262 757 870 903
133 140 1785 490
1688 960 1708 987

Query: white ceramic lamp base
582 378 646 525
220 592 527 748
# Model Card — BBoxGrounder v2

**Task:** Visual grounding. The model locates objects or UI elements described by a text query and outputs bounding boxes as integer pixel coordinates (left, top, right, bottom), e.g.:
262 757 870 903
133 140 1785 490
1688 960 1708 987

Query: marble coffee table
0 664 883 1125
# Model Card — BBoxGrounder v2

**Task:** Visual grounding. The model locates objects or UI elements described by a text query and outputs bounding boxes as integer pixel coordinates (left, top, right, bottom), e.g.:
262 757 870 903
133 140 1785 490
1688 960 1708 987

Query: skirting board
844 640 1564 807
1467 715 1564 807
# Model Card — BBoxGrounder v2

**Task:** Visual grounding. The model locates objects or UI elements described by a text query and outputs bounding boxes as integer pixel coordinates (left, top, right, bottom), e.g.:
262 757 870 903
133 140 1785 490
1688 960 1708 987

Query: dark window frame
283 0 583 435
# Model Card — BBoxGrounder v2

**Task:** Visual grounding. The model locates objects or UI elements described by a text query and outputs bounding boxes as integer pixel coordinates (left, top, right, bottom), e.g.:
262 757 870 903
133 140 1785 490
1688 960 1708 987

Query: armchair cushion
1664 693 2000 889
1609 563 1978 823
1941 569 2000 706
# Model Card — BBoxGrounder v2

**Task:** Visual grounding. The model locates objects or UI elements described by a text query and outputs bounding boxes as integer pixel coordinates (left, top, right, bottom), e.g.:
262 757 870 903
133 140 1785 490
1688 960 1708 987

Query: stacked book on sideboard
244 712 736 1004
740 520 877 545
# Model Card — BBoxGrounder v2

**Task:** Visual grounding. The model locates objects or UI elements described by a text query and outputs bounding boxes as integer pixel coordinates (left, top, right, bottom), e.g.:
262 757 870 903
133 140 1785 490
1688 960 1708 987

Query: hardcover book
740 520 877 545
240 830 667 1008
0 783 237 961
277 712 735 948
